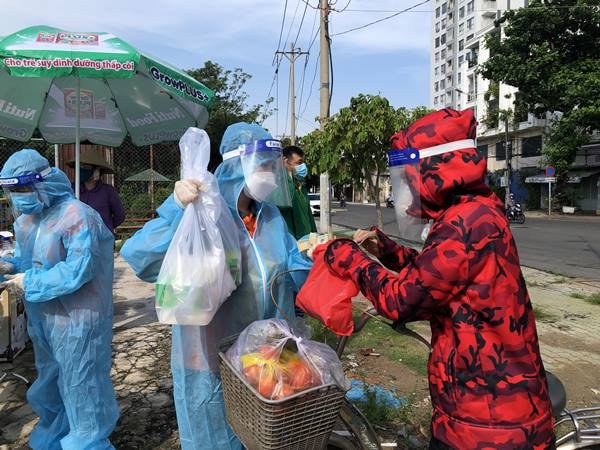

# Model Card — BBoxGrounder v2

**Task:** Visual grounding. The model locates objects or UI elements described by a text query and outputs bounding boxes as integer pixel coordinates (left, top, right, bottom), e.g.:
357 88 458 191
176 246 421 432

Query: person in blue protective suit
0 149 119 450
120 123 312 450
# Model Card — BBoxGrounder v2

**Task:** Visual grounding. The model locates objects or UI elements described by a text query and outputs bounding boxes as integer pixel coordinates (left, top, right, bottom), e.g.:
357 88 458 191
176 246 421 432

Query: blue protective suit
121 123 312 450
1 149 118 450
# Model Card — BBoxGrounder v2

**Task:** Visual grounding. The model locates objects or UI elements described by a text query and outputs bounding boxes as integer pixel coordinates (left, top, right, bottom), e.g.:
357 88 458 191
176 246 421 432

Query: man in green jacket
279 145 317 239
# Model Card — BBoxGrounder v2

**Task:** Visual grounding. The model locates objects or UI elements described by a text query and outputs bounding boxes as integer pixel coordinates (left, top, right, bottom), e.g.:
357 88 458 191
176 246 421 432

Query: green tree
301 94 430 229
479 0 600 175
187 61 273 170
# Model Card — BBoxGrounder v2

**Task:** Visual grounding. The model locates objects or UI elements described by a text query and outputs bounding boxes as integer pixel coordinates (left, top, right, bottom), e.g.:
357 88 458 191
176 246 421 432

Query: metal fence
0 137 180 237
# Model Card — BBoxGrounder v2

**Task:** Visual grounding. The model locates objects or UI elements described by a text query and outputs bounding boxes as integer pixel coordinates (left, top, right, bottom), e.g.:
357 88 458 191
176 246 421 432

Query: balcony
467 57 478 69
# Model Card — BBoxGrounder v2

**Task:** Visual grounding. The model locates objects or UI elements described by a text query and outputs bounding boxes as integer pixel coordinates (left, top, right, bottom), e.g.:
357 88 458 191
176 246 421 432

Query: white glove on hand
0 261 14 274
2 273 24 296
174 179 205 208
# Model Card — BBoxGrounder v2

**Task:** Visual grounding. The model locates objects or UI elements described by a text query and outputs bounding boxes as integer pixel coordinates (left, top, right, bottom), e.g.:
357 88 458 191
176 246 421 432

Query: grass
569 291 600 305
584 292 600 305
533 305 558 322
306 314 430 376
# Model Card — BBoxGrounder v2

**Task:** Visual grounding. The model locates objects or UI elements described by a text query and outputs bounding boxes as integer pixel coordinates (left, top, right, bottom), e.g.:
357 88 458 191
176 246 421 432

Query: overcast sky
1 0 432 138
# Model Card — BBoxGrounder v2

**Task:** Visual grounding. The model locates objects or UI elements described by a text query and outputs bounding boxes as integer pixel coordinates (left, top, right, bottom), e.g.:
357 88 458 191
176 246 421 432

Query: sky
0 0 432 138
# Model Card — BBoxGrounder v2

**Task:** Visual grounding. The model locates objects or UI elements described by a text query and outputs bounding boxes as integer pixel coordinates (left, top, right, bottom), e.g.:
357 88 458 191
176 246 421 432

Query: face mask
80 168 93 183
243 171 277 202
295 163 308 179
11 192 44 215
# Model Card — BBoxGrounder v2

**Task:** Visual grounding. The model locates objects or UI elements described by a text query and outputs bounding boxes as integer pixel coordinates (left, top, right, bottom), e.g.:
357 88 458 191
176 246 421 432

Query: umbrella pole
150 144 155 212
75 78 81 199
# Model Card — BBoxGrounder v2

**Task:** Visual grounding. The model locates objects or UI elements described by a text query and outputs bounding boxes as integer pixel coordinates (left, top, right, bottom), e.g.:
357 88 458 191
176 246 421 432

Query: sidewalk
1 256 599 449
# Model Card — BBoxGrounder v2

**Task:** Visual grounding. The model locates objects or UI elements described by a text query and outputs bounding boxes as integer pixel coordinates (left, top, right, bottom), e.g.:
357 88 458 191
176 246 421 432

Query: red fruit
289 362 320 391
243 365 261 386
258 345 279 359
258 372 277 398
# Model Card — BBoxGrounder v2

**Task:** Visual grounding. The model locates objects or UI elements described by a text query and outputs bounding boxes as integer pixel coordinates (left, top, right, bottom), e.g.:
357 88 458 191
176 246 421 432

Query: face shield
388 139 476 243
223 139 292 207
0 168 51 218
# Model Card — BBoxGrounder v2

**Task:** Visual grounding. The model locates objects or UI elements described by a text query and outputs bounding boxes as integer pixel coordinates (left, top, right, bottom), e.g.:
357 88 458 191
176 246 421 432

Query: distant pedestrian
67 151 125 232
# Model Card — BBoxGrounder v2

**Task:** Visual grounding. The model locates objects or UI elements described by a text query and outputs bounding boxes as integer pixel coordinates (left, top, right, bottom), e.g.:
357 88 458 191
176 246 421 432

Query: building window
459 6 465 17
459 39 464 51
467 18 474 30
495 142 506 161
434 96 439 105
458 55 464 65
441 49 446 58
442 2 447 13
440 93 445 103
459 23 464 34
435 67 439 76
436 22 440 32
466 33 474 41
522 135 543 157
435 37 440 48
441 33 446 44
436 6 441 17
467 0 474 12
440 79 446 89
442 18 447 28
435 82 439 92
477 144 489 159
435 52 440 62
441 63 446 74
458 72 462 83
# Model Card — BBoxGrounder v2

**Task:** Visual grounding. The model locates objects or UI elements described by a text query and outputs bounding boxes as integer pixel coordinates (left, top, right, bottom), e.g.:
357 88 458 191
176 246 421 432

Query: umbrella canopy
125 168 171 182
0 25 214 196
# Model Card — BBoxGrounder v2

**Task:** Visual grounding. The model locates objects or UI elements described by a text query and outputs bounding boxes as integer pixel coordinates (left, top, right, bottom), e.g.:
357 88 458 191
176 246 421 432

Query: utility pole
504 115 512 206
319 0 332 236
276 43 308 145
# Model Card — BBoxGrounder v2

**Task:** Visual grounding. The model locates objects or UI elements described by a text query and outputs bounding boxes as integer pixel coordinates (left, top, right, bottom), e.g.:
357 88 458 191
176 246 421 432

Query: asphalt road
328 203 600 280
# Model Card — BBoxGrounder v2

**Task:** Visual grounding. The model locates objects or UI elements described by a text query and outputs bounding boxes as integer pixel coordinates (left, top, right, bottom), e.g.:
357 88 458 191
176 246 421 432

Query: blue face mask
11 192 44 215
295 163 308 179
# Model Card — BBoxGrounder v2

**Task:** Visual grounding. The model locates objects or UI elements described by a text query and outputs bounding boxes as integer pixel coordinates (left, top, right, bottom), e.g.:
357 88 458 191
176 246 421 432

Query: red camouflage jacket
324 109 554 449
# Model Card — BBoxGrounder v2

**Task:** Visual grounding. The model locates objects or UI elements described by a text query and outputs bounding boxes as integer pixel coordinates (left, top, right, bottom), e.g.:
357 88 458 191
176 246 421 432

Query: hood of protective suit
390 108 491 220
1 148 74 209
214 122 272 210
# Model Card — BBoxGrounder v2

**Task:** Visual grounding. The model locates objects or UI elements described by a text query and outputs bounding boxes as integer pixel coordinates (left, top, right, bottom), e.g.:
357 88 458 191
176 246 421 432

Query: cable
274 0 289 64
332 0 432 36
294 0 310 46
283 0 302 51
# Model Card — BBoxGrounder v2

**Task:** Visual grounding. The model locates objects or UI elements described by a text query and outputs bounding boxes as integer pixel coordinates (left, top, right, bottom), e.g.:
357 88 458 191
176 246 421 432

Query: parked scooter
386 195 394 209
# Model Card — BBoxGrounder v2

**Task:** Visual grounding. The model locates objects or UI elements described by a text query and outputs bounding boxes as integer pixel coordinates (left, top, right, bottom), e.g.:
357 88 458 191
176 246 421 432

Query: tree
301 94 430 229
187 61 273 170
479 0 600 175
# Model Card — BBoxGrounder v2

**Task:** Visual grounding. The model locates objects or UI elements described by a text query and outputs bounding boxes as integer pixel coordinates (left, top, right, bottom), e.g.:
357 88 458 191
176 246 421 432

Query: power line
293 0 310 45
283 0 302 51
274 0 289 64
332 0 432 36
296 8 319 124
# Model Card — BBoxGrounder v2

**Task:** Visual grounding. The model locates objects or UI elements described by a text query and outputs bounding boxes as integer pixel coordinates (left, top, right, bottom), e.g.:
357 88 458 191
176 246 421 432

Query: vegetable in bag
155 128 242 325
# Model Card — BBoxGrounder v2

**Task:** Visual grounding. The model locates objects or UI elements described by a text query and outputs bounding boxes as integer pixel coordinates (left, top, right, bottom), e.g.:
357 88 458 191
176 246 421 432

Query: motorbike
386 198 394 209
506 202 525 224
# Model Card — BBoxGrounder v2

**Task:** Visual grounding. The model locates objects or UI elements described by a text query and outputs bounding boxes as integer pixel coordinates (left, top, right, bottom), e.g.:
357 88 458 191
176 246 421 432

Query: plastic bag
155 128 242 325
296 244 357 336
226 319 349 400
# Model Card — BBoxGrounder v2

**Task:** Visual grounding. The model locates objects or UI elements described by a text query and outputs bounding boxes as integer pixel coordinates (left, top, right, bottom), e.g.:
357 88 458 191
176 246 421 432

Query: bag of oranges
226 319 348 401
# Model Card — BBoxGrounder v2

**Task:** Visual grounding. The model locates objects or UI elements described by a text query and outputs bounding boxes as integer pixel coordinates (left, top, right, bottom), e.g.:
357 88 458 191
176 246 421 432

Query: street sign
525 176 556 183
545 166 556 177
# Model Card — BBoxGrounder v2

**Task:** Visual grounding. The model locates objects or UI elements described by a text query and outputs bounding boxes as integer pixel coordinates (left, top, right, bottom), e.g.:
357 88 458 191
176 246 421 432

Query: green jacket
278 174 317 239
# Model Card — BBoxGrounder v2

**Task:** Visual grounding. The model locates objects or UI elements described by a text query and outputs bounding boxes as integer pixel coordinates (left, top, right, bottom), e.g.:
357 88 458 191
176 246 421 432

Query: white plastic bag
155 128 241 325
226 319 349 400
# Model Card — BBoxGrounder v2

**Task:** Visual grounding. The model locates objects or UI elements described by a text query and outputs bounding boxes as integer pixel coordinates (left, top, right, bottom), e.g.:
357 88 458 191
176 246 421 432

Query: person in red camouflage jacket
321 108 554 449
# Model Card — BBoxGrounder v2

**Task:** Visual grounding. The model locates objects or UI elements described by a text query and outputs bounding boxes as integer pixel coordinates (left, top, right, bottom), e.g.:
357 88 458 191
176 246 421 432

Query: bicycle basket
219 337 345 450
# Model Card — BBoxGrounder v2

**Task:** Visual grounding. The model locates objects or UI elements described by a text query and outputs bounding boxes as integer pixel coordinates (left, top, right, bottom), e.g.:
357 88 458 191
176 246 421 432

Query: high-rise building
430 0 600 213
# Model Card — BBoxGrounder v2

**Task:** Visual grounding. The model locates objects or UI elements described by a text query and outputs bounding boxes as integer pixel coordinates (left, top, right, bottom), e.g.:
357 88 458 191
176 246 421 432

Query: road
328 203 600 280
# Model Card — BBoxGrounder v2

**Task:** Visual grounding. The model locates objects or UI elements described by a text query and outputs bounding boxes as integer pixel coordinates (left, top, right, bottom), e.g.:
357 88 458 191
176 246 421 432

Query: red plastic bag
296 244 357 336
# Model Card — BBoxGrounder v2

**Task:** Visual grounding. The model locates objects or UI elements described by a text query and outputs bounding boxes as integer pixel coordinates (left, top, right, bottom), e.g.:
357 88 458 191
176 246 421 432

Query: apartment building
430 0 600 212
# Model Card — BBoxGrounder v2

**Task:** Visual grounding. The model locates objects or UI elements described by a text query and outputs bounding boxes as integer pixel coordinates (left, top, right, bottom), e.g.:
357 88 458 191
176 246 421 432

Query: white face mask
243 171 277 202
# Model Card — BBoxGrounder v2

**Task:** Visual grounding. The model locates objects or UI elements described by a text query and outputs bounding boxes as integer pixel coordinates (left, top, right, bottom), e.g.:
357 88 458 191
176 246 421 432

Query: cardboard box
0 288 29 362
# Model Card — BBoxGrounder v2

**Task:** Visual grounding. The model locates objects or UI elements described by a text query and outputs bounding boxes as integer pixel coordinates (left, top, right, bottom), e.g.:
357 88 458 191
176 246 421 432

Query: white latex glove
0 261 14 274
174 179 205 208
2 273 24 296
